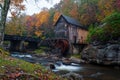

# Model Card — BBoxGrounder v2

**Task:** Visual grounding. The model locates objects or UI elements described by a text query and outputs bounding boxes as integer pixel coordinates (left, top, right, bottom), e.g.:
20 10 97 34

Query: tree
0 0 25 47
97 0 115 22
0 0 50 47
103 12 120 39
79 0 99 25
5 14 26 36
25 15 37 37
25 9 50 37
0 0 11 47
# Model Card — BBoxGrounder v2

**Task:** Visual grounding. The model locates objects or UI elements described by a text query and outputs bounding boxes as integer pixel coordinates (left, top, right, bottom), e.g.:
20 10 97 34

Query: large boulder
103 44 120 65
81 45 99 61
81 43 120 65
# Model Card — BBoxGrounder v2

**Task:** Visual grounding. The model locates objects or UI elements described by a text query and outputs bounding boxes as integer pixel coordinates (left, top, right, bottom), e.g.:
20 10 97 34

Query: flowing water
11 52 120 80
52 61 82 72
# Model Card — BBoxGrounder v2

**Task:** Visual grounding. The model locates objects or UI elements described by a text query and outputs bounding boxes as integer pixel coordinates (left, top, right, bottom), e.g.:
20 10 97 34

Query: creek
11 52 120 80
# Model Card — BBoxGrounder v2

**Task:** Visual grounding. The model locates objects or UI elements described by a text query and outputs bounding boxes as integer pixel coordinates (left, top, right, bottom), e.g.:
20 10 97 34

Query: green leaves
103 12 120 39
103 12 120 27
87 12 120 43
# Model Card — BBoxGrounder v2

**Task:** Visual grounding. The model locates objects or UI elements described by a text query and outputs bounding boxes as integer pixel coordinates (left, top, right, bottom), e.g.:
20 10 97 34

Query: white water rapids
53 62 82 72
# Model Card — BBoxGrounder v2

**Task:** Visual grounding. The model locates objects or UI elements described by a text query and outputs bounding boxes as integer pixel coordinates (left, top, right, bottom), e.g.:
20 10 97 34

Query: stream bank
11 52 120 80
0 49 64 80
81 41 120 66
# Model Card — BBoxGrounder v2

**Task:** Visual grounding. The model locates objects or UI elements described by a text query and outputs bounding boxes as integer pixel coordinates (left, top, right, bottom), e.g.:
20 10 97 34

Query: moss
34 49 44 54
71 54 81 59
0 49 65 80
34 47 49 55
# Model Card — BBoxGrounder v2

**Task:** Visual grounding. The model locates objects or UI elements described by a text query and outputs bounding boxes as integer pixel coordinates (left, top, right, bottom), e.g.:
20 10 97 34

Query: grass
0 48 65 80
71 54 81 59
34 46 49 55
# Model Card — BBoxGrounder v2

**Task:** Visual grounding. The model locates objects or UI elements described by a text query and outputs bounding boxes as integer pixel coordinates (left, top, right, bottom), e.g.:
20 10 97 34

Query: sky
23 0 61 15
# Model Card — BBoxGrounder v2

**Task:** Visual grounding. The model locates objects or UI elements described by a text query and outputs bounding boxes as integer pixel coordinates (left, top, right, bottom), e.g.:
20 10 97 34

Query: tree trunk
0 0 10 47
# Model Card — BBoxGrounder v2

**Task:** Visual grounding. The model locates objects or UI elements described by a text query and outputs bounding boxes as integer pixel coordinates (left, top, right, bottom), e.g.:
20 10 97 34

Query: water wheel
53 39 69 57
40 39 70 57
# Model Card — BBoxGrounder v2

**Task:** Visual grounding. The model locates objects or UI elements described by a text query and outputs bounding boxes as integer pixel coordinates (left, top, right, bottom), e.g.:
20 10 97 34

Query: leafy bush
103 12 120 39
87 12 120 43
87 25 107 42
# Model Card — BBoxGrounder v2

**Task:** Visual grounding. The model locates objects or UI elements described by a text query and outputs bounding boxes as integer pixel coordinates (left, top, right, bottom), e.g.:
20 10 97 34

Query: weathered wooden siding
68 25 77 43
54 17 68 38
54 15 88 44
77 28 88 44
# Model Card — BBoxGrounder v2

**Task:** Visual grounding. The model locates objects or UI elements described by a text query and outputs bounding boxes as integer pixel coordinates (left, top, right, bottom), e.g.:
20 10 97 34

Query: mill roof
54 14 88 30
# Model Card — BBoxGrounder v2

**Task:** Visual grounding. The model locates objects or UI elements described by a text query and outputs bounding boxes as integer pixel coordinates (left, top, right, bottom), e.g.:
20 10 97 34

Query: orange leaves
69 4 79 20
35 10 50 27
11 0 24 4
25 10 50 37
35 10 50 37
35 31 42 37
97 0 114 21
53 12 61 24
10 0 25 17
26 15 36 27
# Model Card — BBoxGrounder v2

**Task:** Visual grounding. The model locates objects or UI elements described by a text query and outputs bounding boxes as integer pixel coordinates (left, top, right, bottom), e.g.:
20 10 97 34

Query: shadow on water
11 52 120 80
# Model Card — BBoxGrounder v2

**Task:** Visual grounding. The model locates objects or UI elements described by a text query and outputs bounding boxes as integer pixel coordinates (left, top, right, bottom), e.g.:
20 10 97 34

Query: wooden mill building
54 14 88 45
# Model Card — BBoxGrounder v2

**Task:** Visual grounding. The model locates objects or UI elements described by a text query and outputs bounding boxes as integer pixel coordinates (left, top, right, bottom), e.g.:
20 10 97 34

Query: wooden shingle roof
54 14 88 30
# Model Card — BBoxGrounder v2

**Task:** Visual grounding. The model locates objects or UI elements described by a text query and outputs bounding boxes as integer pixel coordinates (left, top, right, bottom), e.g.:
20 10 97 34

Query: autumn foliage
87 12 120 42
5 0 120 38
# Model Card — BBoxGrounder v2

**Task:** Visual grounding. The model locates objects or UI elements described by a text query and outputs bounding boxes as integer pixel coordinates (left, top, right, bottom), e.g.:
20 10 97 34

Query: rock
104 44 120 61
81 43 120 65
69 57 84 64
90 72 103 78
62 72 83 80
49 63 55 69
81 45 98 61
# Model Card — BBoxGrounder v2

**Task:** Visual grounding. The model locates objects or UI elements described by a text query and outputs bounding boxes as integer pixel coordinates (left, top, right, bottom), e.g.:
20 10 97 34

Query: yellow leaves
96 14 104 22
5 23 17 35
35 31 42 37
35 10 50 27
5 15 26 36
34 10 50 37
98 0 114 21
53 12 61 24
25 10 50 37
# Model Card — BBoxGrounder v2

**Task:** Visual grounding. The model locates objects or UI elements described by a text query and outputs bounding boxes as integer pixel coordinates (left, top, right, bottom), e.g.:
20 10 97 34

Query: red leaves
25 10 50 37
7 72 21 79
116 0 120 11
